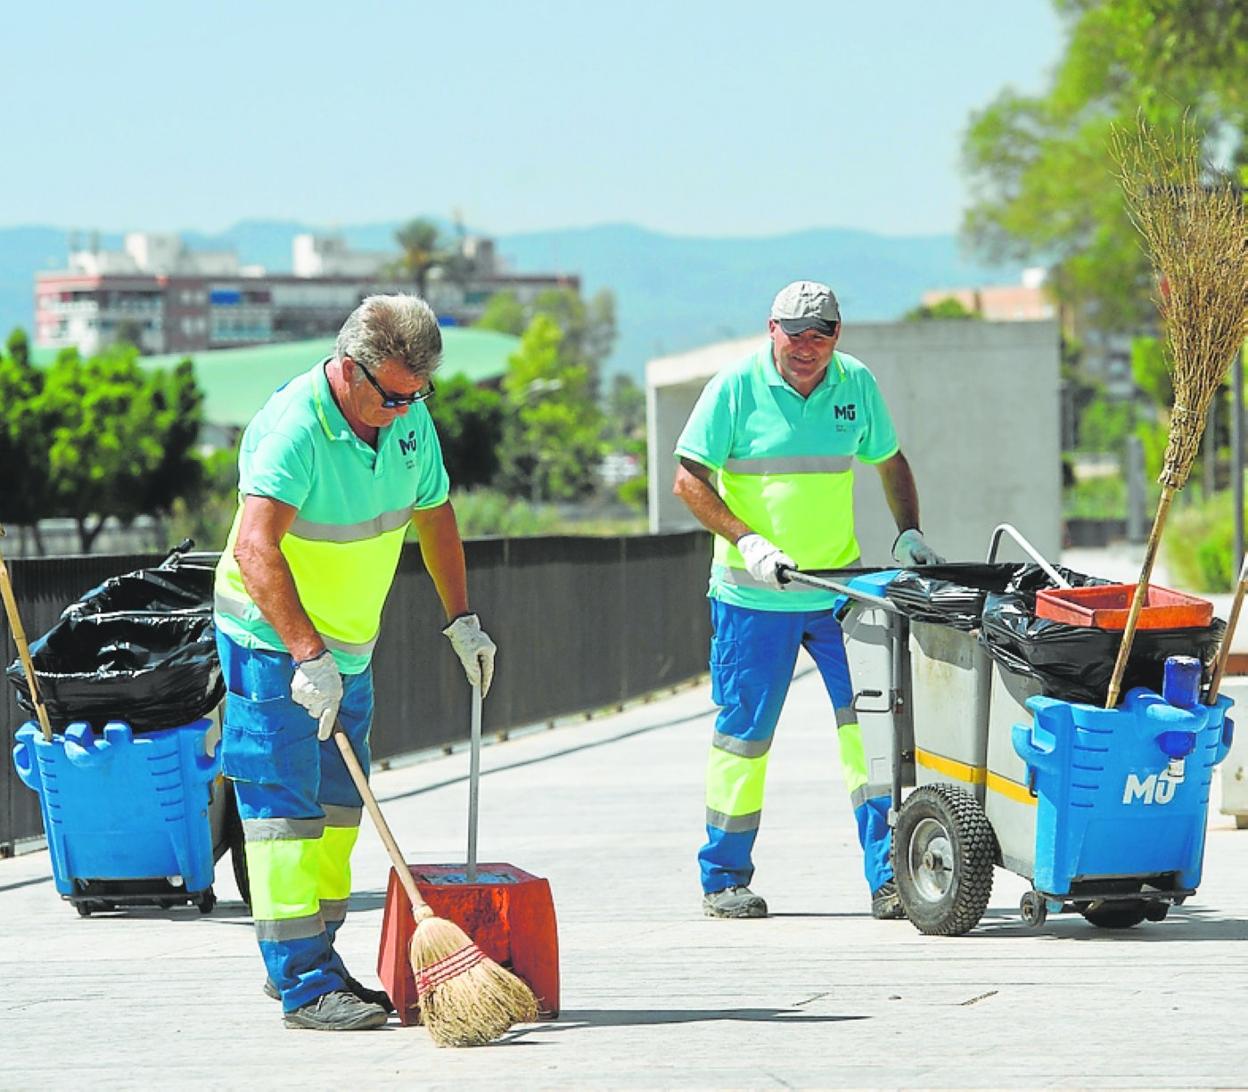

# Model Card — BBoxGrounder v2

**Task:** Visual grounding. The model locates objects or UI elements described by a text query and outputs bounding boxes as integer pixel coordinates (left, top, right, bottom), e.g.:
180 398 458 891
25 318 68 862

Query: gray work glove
736 533 796 589
892 529 945 566
442 613 497 697
290 650 343 741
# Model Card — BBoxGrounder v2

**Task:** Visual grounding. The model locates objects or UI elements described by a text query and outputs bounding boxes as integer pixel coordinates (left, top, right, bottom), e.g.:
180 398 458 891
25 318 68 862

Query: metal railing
1 531 714 854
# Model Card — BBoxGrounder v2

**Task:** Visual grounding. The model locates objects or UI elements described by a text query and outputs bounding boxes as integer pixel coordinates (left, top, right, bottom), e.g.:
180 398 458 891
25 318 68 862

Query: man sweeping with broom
213 295 498 1031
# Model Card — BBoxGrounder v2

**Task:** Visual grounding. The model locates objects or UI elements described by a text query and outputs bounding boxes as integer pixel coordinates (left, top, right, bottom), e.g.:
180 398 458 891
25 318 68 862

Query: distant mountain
0 221 1026 380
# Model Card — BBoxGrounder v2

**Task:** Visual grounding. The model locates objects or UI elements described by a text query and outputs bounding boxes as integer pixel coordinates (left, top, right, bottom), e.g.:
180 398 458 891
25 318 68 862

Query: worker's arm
411 500 470 622
415 500 497 695
876 451 945 564
233 494 325 663
874 450 922 535
672 457 752 543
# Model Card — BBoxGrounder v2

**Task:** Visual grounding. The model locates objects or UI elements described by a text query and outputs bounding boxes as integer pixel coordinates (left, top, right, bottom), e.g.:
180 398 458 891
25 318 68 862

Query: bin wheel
1143 901 1169 922
1236 815 1248 830
196 888 217 915
1081 899 1149 929
75 902 92 918
1020 890 1048 928
893 783 995 936
224 783 252 908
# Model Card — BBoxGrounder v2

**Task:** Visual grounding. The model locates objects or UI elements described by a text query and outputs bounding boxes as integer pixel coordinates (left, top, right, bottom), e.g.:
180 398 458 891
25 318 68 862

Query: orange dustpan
377 683 560 1023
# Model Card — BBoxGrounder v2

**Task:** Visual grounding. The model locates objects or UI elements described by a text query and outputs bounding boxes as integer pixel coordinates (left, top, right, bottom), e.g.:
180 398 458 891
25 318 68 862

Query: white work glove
442 613 497 697
892 529 946 567
736 533 796 590
290 650 343 741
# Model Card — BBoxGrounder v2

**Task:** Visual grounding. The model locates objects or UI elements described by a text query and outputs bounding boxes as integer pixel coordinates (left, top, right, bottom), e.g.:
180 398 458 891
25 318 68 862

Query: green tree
0 328 52 548
496 315 604 501
427 374 505 488
40 344 206 552
961 1 1248 335
901 297 981 321
391 218 448 296
475 291 528 336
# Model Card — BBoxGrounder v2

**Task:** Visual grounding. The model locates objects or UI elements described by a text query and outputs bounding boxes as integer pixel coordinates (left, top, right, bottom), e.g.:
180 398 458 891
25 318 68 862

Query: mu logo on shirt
834 403 857 422
398 431 419 455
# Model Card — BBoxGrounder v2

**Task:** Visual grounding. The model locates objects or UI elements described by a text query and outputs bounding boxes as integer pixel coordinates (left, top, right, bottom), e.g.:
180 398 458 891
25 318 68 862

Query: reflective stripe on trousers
215 631 371 1013
700 599 894 896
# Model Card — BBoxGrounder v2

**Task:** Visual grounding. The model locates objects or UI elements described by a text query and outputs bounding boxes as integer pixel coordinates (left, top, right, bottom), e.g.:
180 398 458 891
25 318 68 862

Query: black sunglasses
352 358 435 408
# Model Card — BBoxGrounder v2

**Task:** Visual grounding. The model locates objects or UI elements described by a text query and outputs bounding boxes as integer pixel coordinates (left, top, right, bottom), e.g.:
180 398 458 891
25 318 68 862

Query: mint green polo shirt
674 343 898 611
214 358 450 673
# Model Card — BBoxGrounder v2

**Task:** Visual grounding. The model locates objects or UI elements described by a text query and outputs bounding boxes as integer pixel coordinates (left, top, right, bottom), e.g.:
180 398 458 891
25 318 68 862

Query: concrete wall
647 319 1062 566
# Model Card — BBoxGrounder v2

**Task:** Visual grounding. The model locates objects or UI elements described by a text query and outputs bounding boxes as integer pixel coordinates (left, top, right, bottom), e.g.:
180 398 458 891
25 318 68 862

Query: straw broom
0 524 54 742
1104 116 1248 708
333 728 537 1046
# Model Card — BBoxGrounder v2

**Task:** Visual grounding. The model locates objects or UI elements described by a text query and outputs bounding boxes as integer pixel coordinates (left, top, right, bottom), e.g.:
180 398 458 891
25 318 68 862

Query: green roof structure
31 328 518 428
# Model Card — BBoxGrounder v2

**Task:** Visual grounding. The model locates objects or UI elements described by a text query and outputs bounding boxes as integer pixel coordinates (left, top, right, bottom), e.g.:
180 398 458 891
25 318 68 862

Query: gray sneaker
282 989 388 1031
703 885 768 918
265 975 394 1013
871 880 906 920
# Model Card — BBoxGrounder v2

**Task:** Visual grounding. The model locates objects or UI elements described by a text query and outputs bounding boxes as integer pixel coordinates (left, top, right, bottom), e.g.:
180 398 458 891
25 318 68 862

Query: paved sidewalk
3 665 1247 1090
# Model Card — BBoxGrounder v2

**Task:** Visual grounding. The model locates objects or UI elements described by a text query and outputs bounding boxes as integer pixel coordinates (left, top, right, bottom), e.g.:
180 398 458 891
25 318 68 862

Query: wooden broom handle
1208 552 1248 702
0 525 54 742
1105 488 1173 709
333 727 432 917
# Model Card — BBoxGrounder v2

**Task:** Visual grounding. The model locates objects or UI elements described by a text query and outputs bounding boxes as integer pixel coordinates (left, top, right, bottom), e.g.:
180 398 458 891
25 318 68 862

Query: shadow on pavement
971 902 1248 941
530 1008 868 1030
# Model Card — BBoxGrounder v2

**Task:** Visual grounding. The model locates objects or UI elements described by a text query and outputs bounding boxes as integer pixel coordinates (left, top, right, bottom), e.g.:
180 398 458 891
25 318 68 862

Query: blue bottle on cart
13 717 222 914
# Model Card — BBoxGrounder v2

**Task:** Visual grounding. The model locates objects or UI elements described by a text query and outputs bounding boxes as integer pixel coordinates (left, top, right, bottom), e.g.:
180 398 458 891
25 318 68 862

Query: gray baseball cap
770 281 841 335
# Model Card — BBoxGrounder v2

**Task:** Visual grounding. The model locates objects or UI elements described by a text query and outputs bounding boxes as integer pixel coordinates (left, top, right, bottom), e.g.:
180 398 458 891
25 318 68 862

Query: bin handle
777 566 898 611
986 523 1071 589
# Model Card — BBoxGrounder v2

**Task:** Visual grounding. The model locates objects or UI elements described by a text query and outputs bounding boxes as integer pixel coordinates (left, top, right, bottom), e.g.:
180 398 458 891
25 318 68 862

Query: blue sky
4 1 1064 239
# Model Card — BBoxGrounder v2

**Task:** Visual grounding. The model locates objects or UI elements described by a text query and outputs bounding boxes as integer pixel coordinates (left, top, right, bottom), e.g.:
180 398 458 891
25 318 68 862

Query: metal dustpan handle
467 681 482 882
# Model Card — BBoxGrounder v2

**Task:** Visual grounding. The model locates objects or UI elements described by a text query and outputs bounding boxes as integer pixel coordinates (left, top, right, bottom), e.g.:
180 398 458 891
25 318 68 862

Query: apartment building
35 231 578 356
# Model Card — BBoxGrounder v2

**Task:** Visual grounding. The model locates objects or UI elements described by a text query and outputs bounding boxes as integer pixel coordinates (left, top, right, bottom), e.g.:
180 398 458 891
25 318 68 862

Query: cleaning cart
786 524 1233 935
6 544 244 915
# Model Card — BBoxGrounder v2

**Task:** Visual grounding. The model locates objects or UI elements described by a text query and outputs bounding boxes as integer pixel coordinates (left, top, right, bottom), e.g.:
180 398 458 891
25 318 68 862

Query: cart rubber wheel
75 902 92 918
197 888 216 915
1020 890 1048 928
224 784 252 908
1081 900 1149 929
1236 815 1248 830
893 783 995 936
1143 901 1169 922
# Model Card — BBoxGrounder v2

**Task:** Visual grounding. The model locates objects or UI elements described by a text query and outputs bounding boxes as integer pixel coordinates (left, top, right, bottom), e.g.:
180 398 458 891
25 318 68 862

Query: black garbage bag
883 562 1104 631
5 545 224 733
979 566 1224 705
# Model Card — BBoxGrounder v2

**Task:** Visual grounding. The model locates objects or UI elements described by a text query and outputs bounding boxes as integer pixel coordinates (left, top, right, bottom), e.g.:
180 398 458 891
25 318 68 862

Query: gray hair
335 294 443 378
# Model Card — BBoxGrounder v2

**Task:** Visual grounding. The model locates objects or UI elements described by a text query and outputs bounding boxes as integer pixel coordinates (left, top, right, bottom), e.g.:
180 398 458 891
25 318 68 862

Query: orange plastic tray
1035 583 1213 630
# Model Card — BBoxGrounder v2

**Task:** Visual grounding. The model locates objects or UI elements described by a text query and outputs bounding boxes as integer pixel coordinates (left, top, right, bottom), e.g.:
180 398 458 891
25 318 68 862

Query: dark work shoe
703 885 768 918
344 974 395 1014
871 881 906 920
282 989 388 1031
265 975 394 1014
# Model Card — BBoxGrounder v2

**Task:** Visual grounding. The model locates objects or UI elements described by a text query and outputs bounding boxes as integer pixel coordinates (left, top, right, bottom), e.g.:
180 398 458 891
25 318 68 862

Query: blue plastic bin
1012 688 1234 897
12 717 222 912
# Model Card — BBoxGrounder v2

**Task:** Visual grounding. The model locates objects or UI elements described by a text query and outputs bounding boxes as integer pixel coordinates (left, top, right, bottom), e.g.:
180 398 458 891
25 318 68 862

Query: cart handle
778 566 898 611
985 523 1071 589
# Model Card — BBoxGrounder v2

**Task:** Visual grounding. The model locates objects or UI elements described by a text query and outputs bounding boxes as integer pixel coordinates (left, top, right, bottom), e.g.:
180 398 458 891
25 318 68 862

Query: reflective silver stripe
322 804 362 828
835 706 857 728
706 807 762 833
851 784 892 810
719 568 822 592
711 731 772 759
243 817 325 842
723 456 854 475
289 506 413 543
254 913 324 942
214 589 378 657
320 898 348 924
321 632 377 656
